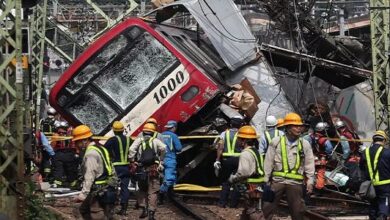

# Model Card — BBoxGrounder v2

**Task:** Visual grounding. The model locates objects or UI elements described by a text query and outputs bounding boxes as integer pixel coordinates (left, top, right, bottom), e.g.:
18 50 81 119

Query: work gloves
228 174 235 183
157 162 164 172
129 162 138 174
213 161 221 177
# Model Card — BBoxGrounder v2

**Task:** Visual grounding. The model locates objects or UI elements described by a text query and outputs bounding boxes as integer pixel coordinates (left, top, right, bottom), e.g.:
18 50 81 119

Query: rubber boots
117 203 128 216
148 210 155 220
139 207 148 219
158 192 165 205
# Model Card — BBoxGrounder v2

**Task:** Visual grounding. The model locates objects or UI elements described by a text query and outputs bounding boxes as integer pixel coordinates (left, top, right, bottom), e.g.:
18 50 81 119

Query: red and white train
50 17 226 136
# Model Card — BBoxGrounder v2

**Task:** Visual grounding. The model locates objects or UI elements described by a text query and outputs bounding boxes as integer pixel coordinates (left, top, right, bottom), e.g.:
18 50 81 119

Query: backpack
139 138 158 166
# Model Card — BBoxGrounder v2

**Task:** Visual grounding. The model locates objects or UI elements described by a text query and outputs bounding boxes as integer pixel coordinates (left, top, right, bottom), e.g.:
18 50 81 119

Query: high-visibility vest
272 136 304 180
112 136 131 166
141 137 155 150
140 137 160 165
365 146 390 186
222 129 240 157
265 129 280 145
86 145 113 185
246 147 265 183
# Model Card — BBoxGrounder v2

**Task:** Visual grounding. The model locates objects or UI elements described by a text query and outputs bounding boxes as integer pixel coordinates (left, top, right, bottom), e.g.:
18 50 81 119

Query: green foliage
24 181 59 220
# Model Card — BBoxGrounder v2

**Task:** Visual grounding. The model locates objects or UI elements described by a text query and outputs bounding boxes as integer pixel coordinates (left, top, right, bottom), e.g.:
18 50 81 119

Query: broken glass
65 35 128 94
93 31 176 109
67 88 117 134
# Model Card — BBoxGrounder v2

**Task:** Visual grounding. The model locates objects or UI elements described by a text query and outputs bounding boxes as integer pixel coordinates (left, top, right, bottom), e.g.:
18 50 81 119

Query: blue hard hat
165 120 178 128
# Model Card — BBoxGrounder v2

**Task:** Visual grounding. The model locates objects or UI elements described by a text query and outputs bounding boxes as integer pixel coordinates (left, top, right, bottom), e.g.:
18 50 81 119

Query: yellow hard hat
143 123 157 132
72 125 93 141
237 125 258 139
112 121 124 132
373 130 388 142
283 113 304 126
276 118 284 128
146 117 157 125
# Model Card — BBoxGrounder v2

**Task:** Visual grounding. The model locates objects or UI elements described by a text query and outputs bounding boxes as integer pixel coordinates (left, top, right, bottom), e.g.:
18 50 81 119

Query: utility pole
338 1 346 36
30 0 49 132
370 0 390 130
0 0 25 219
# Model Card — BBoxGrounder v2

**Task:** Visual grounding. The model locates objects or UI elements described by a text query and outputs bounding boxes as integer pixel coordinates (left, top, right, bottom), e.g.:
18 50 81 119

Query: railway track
44 188 369 219
174 190 369 219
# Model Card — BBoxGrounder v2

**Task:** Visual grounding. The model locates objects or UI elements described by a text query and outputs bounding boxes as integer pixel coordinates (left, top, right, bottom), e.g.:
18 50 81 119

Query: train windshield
57 26 177 134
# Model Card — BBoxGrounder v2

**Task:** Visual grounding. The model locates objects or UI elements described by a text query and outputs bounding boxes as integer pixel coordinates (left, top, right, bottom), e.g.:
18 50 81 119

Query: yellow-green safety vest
141 137 160 164
246 147 265 183
141 137 155 150
272 136 304 180
265 129 280 144
86 145 113 185
222 130 240 157
365 146 390 186
112 136 131 166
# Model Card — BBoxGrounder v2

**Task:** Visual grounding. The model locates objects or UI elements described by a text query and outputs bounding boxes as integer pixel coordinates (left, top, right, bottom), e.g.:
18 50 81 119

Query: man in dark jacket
104 121 133 215
360 130 390 220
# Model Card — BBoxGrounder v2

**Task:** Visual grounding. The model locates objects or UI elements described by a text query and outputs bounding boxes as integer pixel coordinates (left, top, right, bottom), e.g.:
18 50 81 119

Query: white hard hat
334 120 345 129
315 122 329 132
54 120 69 129
266 115 278 127
47 107 57 115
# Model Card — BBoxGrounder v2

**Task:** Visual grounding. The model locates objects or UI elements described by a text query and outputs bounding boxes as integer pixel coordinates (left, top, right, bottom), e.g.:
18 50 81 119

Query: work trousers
219 182 241 208
114 165 130 205
79 189 115 220
219 156 240 207
369 196 389 220
52 149 78 187
39 151 52 181
263 182 305 220
315 158 327 190
137 176 160 211
161 159 177 193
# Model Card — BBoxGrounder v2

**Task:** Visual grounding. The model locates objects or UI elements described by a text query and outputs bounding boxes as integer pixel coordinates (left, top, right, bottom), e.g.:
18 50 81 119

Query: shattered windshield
65 35 129 94
67 88 117 134
93 31 176 109
61 26 178 134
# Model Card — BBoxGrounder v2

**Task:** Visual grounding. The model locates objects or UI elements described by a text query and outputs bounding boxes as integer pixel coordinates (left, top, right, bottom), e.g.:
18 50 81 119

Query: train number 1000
153 71 185 104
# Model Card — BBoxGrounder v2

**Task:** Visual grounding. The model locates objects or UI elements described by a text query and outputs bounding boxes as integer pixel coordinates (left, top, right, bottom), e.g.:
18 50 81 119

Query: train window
65 35 129 94
67 88 117 134
181 85 199 102
93 31 176 109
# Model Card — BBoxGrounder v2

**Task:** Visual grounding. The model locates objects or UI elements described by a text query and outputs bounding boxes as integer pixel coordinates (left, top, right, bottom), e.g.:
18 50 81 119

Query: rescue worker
142 117 162 139
306 122 333 190
40 107 56 134
51 121 78 188
276 118 285 131
38 107 57 180
129 123 166 220
159 120 182 203
360 130 390 220
260 115 284 154
104 121 132 215
74 125 117 220
35 130 55 181
214 115 245 208
335 119 361 162
263 113 315 220
228 125 265 218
